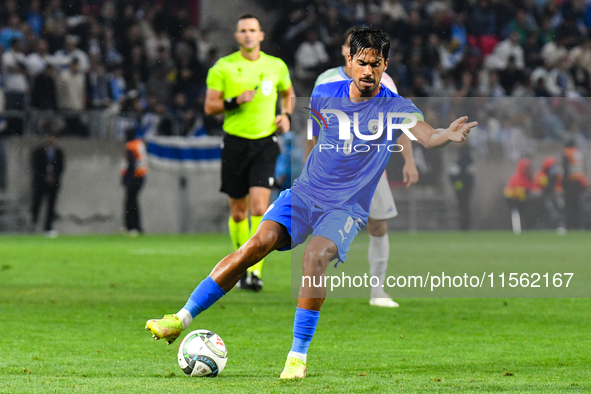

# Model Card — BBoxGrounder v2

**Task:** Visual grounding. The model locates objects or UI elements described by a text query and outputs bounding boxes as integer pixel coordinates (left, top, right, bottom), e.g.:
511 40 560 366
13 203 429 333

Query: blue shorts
262 189 362 264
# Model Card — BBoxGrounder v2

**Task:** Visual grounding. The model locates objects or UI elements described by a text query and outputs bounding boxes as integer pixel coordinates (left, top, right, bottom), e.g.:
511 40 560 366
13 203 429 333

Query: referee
204 13 295 291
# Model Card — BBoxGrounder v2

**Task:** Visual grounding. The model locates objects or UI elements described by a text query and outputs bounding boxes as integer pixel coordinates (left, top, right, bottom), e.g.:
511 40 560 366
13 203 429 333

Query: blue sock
182 276 226 318
290 307 320 355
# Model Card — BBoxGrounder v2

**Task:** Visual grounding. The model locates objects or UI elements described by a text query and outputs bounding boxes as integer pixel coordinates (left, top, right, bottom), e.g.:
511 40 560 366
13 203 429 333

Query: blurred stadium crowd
271 0 591 100
0 0 590 144
0 0 207 138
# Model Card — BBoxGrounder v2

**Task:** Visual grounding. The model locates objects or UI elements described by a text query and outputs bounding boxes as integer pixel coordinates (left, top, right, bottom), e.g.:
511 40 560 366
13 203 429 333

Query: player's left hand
447 116 477 143
402 162 419 188
275 114 290 133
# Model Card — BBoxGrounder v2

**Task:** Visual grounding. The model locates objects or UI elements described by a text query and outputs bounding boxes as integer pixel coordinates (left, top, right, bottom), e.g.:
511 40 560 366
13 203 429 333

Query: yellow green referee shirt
206 51 292 139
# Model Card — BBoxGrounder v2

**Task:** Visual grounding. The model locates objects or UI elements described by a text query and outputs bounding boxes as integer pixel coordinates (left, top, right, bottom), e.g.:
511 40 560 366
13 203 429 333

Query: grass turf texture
1 232 590 393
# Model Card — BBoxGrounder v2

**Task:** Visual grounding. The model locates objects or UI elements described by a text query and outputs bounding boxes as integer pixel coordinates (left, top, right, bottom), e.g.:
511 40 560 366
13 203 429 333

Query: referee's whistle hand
237 90 256 104
274 114 290 133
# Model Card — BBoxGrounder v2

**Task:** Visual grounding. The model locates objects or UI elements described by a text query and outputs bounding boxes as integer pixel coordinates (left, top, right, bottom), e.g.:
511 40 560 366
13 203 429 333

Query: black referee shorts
220 133 281 199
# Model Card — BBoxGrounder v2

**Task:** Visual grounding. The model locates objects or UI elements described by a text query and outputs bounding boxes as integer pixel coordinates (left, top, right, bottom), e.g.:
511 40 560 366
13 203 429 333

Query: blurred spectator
562 140 589 229
295 30 329 91
145 31 172 64
44 16 66 53
26 39 55 77
454 71 478 98
160 93 196 136
479 71 506 97
569 54 591 96
115 3 138 42
99 0 117 28
538 17 556 46
173 66 200 109
450 13 468 49
556 15 585 50
147 64 172 108
151 45 175 77
56 58 87 136
423 34 441 70
119 24 143 67
522 31 542 70
27 0 43 36
533 156 564 229
530 60 551 91
542 39 568 67
31 133 64 237
533 77 551 97
2 38 28 135
504 158 535 232
449 144 475 230
125 45 150 84
86 20 103 57
168 8 192 43
0 0 589 147
31 64 57 110
387 52 408 91
179 27 198 60
407 49 429 92
433 72 457 96
102 28 124 68
0 0 19 26
492 118 528 160
499 56 527 95
120 127 148 236
53 35 90 73
534 157 563 195
485 31 525 70
467 0 497 37
504 9 538 44
109 66 127 103
381 0 408 22
547 56 575 96
87 63 112 109
0 14 24 50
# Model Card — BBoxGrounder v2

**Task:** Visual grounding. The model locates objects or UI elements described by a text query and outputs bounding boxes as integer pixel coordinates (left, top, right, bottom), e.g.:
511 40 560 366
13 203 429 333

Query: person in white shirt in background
26 39 55 77
53 34 90 73
56 57 87 136
295 29 329 94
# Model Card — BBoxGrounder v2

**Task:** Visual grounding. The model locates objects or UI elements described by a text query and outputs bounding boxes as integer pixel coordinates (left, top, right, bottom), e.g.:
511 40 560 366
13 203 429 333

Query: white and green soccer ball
177 330 228 377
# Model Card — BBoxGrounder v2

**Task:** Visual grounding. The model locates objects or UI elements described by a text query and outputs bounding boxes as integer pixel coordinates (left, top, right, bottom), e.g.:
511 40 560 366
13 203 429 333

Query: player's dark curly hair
349 27 390 60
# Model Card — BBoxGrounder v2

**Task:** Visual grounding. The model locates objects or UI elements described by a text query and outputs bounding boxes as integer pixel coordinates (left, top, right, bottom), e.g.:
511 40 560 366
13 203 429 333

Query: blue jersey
293 80 423 222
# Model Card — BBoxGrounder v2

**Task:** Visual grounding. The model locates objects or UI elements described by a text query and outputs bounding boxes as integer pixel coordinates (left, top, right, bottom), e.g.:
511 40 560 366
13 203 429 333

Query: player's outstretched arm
410 116 477 149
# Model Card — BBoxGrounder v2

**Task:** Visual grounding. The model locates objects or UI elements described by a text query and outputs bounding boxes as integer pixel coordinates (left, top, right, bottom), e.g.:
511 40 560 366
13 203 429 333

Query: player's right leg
280 235 336 379
146 220 290 344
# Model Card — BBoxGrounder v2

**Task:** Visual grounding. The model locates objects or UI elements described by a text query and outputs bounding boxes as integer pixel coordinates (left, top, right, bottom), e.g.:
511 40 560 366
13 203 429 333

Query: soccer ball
177 330 228 377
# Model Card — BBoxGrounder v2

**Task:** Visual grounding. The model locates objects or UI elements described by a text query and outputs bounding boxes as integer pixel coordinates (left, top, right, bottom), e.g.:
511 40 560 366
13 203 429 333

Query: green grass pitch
1 232 590 393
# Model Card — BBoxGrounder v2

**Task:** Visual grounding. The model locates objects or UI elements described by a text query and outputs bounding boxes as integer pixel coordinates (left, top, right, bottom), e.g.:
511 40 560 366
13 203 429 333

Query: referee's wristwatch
224 97 239 110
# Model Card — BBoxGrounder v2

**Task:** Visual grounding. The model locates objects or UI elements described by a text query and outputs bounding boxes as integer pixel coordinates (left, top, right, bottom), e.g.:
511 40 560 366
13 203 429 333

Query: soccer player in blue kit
146 27 477 379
